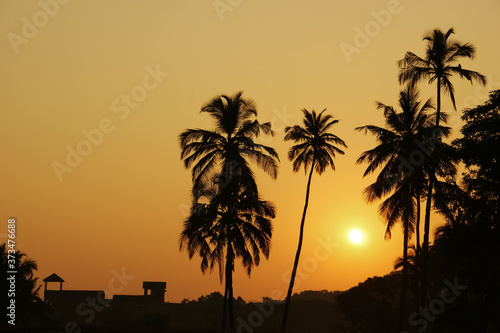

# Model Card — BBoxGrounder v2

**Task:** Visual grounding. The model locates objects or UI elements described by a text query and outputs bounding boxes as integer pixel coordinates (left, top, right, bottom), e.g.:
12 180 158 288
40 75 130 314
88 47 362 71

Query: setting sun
349 229 363 243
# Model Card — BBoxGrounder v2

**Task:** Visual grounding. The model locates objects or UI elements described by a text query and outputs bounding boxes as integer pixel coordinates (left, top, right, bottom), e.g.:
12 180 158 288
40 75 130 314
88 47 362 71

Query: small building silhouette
43 273 64 301
43 273 166 311
43 273 105 314
143 281 166 303
112 281 167 306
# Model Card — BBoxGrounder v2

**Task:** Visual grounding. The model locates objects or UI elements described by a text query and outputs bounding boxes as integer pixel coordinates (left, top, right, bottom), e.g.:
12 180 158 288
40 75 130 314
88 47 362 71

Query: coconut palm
356 87 440 331
179 91 279 195
399 28 486 122
281 109 347 332
0 243 45 325
398 28 486 304
179 91 279 332
179 174 275 331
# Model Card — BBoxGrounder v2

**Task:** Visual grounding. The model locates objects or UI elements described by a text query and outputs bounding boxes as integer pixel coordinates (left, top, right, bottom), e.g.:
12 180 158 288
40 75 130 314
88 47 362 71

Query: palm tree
398 28 486 304
179 174 275 332
356 87 438 331
179 91 279 195
0 243 45 325
179 91 279 331
281 109 347 332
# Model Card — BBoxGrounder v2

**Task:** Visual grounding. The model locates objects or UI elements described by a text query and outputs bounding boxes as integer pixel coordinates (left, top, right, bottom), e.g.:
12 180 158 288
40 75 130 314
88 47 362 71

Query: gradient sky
1 0 500 303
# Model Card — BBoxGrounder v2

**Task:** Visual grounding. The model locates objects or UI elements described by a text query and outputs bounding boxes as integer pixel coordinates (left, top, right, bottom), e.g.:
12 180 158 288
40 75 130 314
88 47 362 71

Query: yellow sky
1 0 499 302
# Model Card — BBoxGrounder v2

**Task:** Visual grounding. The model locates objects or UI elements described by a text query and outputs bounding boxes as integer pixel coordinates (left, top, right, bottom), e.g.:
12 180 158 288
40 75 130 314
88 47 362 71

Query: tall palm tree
398 28 486 304
281 109 347 332
179 91 279 195
179 91 279 331
179 174 275 331
356 87 438 331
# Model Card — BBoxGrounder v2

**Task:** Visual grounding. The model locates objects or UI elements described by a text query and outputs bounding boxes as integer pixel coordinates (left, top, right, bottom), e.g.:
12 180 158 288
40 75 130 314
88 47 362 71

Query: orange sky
1 0 500 303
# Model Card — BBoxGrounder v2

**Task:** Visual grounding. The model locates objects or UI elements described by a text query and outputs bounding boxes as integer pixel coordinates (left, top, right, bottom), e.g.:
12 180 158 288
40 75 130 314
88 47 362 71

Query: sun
348 229 363 243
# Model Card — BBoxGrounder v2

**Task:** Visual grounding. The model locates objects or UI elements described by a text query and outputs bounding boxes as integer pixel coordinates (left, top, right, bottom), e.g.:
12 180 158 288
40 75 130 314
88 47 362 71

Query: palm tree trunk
415 196 421 313
281 162 315 332
399 216 410 332
227 245 235 332
435 77 442 127
421 179 433 305
222 243 235 332
421 77 441 306
222 277 228 330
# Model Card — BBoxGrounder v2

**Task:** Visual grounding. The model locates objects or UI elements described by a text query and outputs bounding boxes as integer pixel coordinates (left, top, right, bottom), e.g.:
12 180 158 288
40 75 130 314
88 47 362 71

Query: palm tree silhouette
398 28 486 304
0 243 45 325
179 91 279 332
281 109 346 332
356 87 439 331
179 91 279 194
179 174 275 332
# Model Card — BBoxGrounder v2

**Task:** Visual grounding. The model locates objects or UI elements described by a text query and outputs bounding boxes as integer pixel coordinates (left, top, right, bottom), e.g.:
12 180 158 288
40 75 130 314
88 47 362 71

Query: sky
1 0 500 303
